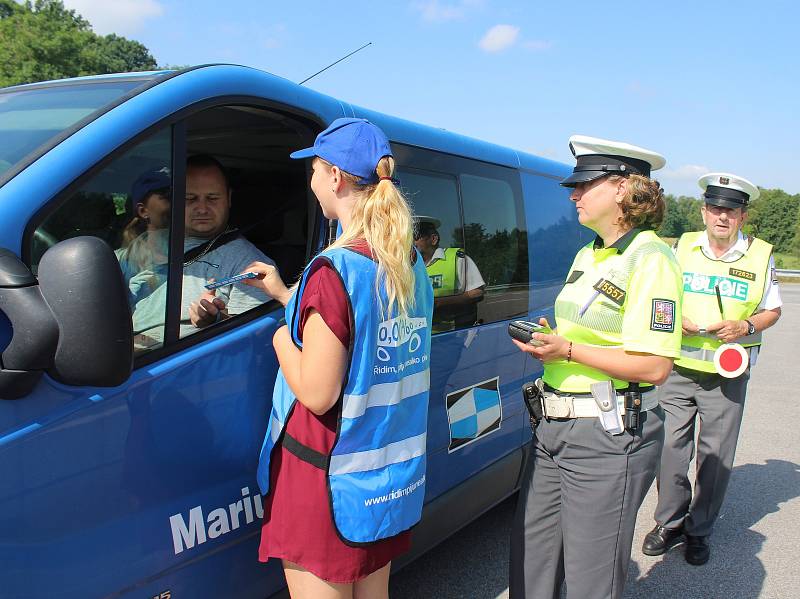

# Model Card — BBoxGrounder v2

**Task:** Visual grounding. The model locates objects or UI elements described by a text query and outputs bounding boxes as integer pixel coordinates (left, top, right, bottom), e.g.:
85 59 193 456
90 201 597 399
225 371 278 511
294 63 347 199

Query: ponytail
326 156 416 316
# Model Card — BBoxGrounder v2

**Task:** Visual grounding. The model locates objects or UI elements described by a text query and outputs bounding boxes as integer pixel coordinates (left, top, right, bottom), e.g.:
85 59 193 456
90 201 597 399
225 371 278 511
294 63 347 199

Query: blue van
0 65 589 598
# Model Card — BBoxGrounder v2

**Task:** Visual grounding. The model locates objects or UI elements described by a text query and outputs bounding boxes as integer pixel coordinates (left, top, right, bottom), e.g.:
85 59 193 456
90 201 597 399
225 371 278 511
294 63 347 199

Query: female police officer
509 136 683 599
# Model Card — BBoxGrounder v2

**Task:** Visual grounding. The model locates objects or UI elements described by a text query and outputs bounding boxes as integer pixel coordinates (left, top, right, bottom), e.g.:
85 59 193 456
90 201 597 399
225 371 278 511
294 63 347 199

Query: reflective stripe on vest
255 246 434 544
675 232 772 372
269 414 283 443
342 369 430 419
679 332 761 363
329 431 427 476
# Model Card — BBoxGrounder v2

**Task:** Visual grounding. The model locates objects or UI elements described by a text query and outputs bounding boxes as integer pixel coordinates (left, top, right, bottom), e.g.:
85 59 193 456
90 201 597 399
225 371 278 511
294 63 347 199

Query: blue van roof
72 64 570 178
348 103 568 178
3 64 570 181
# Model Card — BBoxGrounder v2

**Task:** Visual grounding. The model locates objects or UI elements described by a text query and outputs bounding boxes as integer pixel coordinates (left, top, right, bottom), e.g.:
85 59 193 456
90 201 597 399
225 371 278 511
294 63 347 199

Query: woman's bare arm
272 311 348 415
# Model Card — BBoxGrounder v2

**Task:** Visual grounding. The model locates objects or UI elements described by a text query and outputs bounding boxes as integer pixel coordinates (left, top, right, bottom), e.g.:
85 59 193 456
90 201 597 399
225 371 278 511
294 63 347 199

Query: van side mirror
0 249 59 397
0 237 133 399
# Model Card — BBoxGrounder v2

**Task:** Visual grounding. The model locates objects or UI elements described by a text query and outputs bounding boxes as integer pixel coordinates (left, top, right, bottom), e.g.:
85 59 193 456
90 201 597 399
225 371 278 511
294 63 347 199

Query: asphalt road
390 284 800 599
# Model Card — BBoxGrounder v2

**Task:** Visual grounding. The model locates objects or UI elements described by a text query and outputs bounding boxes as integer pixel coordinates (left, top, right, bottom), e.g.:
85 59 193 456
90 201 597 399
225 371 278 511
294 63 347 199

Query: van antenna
299 42 372 85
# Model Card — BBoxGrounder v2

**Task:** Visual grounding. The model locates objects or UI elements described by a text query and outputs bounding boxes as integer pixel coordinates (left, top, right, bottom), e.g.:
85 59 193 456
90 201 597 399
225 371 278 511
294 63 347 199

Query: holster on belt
521 378 545 430
590 380 624 435
623 382 642 433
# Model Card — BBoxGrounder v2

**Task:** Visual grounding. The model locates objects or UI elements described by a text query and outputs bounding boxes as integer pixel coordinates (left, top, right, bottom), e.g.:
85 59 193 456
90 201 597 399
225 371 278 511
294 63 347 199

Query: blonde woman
509 136 683 599
244 118 434 599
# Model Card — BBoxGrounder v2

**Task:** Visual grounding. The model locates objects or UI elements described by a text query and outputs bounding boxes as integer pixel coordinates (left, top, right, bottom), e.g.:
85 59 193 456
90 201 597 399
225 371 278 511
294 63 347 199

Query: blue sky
63 0 799 197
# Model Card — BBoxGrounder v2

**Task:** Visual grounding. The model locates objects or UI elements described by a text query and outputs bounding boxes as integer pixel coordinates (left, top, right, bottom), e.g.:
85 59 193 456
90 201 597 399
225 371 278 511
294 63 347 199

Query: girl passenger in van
243 118 434 599
117 167 171 309
509 136 683 599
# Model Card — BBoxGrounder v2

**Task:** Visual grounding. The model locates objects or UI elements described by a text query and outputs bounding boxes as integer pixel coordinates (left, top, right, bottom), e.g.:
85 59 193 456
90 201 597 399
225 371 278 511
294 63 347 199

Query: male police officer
642 173 782 565
413 216 485 331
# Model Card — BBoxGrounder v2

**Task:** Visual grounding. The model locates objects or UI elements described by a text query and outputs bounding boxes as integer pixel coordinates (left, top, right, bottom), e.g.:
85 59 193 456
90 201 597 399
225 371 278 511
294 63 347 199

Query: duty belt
539 388 658 419
521 380 658 427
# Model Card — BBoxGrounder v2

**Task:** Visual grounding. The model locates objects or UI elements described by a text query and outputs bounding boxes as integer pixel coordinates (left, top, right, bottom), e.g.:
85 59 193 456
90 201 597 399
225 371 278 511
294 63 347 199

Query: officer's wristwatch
745 319 756 335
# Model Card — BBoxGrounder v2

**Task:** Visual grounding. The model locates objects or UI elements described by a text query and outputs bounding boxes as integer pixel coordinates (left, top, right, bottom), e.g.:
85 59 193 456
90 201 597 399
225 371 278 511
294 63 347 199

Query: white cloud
662 164 710 181
657 164 710 196
479 24 520 53
413 0 484 23
63 0 164 36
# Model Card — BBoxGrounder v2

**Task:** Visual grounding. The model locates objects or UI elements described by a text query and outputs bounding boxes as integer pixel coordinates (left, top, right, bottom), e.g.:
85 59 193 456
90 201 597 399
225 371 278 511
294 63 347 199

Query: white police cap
413 215 442 238
698 172 759 208
413 215 442 228
560 135 667 188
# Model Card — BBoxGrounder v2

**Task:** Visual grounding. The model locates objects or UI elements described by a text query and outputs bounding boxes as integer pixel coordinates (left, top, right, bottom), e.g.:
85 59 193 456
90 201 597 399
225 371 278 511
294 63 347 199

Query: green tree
85 33 158 75
745 188 800 253
657 195 683 237
792 209 800 256
0 0 157 88
657 194 704 238
677 196 704 232
0 0 22 18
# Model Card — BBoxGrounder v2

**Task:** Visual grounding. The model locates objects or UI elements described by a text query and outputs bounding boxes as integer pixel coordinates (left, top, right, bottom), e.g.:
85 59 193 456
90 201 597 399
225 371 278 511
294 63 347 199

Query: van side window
397 168 476 333
177 105 313 339
28 107 316 357
460 172 528 324
29 128 174 354
521 171 580 312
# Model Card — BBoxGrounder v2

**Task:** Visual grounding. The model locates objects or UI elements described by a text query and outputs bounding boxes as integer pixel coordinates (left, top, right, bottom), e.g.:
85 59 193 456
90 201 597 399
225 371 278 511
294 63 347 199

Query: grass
774 252 800 283
774 252 800 270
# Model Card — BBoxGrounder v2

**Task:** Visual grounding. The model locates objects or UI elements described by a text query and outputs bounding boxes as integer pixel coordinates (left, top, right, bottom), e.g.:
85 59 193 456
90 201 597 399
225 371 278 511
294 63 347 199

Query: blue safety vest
256 246 434 543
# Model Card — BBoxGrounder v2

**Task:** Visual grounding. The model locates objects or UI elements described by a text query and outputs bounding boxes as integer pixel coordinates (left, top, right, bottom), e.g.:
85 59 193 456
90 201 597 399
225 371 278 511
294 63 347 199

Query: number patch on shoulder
593 279 626 305
651 299 675 332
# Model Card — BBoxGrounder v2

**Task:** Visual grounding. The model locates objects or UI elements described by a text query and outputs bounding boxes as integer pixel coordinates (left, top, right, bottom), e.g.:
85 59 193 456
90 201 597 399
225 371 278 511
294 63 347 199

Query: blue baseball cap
290 118 392 184
131 167 171 208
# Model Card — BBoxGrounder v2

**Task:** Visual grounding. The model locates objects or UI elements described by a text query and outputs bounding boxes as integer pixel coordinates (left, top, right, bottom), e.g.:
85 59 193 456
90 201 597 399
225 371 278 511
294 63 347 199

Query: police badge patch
651 299 675 332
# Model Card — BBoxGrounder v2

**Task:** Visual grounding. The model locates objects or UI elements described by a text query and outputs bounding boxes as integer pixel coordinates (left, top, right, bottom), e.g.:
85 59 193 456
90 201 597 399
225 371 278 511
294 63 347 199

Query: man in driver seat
123 154 275 346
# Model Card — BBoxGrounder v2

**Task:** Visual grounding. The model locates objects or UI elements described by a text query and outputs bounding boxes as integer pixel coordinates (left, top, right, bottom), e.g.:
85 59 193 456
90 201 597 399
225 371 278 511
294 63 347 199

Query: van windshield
0 79 152 180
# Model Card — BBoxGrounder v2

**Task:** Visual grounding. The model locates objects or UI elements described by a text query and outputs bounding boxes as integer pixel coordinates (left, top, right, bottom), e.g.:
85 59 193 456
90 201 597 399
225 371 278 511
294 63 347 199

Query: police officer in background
642 173 782 565
510 136 683 599
413 216 485 330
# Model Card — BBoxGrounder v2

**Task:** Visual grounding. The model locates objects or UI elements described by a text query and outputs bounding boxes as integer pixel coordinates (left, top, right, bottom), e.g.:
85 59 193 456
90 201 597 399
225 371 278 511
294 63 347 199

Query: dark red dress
258 242 411 583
